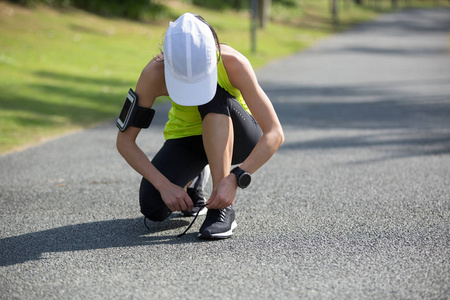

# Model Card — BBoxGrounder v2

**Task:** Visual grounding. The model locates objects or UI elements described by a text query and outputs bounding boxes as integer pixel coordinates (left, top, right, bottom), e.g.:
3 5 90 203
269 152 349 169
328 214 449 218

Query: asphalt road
1 8 449 300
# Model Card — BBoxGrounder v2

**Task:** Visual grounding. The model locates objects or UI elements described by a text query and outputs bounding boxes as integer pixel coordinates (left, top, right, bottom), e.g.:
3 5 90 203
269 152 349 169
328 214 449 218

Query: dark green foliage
188 0 300 11
272 0 297 7
6 0 165 20
190 0 248 10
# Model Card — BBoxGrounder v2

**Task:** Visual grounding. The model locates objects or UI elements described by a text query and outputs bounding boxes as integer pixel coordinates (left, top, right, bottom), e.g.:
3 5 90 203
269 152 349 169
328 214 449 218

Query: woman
116 13 284 239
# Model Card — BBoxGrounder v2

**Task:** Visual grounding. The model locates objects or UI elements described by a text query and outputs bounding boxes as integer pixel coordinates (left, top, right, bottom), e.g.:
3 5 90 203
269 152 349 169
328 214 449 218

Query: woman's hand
206 174 238 209
159 182 193 212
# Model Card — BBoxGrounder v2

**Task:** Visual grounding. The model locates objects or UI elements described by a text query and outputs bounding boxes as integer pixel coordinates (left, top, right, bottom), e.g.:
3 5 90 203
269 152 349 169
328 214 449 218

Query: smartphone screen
119 98 132 123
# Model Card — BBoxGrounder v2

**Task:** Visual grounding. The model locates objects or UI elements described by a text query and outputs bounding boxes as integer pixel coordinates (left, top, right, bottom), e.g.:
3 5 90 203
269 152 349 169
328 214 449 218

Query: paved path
1 8 449 300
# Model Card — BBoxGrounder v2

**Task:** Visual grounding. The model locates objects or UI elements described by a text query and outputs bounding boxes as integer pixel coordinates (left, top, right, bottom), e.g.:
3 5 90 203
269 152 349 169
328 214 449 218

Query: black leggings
139 86 262 221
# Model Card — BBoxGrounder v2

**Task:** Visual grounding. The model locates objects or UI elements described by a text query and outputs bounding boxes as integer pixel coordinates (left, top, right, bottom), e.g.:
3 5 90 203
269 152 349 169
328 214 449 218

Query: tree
392 0 399 9
258 0 272 29
331 0 339 26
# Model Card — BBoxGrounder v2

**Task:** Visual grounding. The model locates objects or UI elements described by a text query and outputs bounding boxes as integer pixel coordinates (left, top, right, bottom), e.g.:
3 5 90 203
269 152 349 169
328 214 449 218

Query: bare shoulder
220 44 251 73
136 53 168 106
220 44 257 90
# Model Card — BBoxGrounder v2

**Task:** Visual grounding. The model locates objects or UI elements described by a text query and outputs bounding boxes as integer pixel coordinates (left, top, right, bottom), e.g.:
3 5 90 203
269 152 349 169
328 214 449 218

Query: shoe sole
198 221 237 239
181 207 208 217
182 208 208 217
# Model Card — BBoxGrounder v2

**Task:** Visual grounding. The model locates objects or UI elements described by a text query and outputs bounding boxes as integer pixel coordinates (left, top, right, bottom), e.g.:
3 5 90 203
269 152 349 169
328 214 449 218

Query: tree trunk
331 0 339 26
258 0 271 29
392 0 399 9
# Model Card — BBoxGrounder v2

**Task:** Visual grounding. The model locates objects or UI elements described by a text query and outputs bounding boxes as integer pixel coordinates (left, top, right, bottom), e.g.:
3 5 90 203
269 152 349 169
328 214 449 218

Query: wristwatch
230 166 251 189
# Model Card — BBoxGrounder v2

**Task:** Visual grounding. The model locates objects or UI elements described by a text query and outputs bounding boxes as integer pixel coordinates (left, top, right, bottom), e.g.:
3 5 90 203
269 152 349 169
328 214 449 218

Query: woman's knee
141 205 171 222
139 177 171 222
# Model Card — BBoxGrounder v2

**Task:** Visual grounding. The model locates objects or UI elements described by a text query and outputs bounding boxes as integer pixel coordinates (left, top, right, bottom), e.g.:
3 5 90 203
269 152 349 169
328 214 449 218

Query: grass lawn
0 0 446 155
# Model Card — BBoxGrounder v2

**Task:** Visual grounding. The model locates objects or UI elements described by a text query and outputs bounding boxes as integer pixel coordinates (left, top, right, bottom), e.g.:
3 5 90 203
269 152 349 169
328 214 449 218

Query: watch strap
231 166 244 177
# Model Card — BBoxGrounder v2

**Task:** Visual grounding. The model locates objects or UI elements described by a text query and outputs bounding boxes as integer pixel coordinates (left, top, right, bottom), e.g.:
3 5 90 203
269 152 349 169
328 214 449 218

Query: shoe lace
177 203 207 238
205 208 226 222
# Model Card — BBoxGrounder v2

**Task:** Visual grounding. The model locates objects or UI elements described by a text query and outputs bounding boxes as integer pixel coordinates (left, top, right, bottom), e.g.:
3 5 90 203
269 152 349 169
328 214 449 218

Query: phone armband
116 89 155 132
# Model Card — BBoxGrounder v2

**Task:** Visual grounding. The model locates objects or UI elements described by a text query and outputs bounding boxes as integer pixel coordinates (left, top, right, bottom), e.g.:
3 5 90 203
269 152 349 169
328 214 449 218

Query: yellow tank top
163 56 250 140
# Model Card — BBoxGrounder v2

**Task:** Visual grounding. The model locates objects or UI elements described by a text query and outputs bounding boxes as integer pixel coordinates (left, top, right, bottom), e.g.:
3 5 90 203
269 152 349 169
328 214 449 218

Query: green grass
1 0 447 154
1 2 164 153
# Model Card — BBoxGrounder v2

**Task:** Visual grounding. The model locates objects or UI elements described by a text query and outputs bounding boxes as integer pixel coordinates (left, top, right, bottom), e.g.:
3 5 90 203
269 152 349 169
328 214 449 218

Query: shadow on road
266 79 449 129
349 8 450 37
265 78 450 161
0 216 203 267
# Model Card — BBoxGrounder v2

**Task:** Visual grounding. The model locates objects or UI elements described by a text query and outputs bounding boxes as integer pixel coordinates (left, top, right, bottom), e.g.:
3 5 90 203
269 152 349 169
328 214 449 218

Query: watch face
239 173 251 188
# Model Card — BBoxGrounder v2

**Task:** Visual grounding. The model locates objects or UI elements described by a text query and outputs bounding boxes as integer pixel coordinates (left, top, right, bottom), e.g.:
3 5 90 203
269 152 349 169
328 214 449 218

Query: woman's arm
205 46 284 209
116 56 194 212
224 46 285 174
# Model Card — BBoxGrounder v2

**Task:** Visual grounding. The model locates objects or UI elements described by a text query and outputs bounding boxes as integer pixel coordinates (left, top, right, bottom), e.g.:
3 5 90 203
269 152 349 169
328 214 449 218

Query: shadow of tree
265 79 450 129
1 70 170 133
263 78 450 161
0 71 134 129
349 8 450 36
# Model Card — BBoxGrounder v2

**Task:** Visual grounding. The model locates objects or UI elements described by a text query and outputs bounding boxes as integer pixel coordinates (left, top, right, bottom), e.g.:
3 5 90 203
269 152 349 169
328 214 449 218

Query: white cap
164 13 218 106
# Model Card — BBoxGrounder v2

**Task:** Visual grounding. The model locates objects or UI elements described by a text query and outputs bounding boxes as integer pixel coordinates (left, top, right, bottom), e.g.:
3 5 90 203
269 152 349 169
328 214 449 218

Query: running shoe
198 205 237 239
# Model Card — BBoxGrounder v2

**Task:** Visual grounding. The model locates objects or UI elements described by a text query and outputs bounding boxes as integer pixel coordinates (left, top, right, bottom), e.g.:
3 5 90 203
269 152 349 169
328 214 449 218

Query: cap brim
165 63 217 106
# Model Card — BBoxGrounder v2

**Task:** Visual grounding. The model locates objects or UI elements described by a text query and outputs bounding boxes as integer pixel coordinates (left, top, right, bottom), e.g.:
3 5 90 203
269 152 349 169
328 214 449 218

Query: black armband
116 88 155 132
